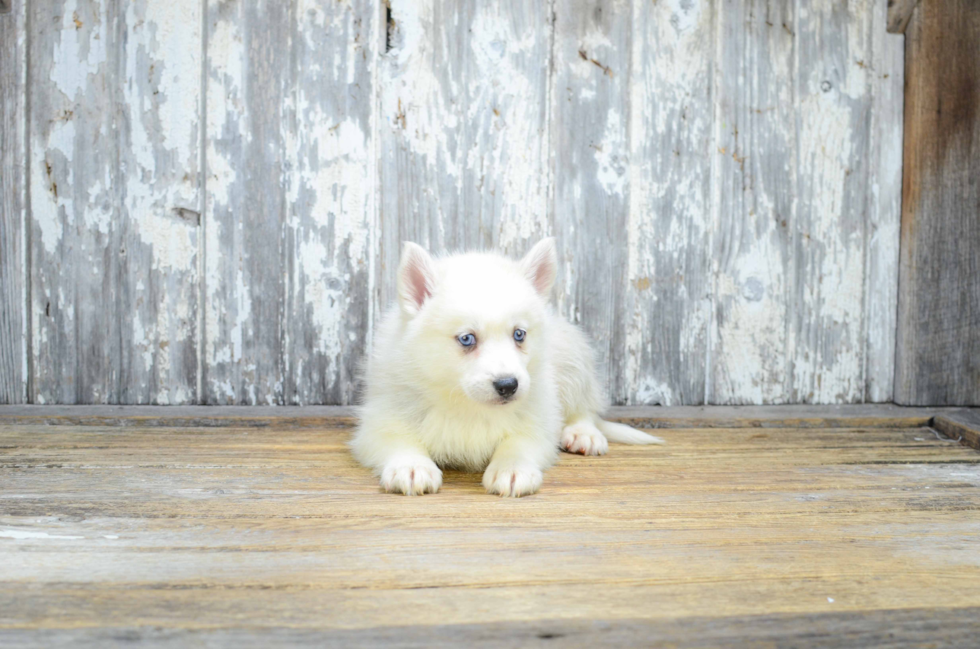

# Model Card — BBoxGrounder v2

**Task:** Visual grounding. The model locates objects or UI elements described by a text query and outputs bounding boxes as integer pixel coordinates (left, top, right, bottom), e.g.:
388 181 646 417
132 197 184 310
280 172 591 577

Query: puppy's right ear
520 237 557 298
397 242 437 316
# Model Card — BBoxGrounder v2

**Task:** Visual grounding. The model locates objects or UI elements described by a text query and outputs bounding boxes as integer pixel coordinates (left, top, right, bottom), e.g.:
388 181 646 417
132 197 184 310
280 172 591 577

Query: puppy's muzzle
492 377 519 399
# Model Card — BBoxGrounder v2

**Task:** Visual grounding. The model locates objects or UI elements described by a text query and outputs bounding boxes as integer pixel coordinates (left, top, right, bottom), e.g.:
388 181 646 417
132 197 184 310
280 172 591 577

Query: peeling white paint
296 235 344 358
634 377 675 407
204 0 251 402
382 1 460 184
31 119 75 256
793 29 867 403
664 0 705 35
18 0 903 406
595 110 627 197
624 0 713 405
138 214 197 272
50 0 107 98
864 3 903 403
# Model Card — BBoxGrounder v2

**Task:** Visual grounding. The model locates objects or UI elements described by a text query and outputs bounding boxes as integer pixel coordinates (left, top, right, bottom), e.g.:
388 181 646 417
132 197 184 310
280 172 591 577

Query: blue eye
457 333 476 347
513 328 526 342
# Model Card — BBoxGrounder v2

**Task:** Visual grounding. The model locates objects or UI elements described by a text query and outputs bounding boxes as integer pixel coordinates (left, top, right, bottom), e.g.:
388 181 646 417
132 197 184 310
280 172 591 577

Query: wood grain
281 0 378 405
0 417 978 644
11 608 980 648
203 0 288 404
895 0 980 406
28 0 116 403
712 0 903 405
204 0 379 406
623 0 713 407
28 0 202 404
711 0 797 404
550 0 631 402
793 0 879 404
0 0 26 404
5 608 980 649
865 0 906 402
117 0 203 404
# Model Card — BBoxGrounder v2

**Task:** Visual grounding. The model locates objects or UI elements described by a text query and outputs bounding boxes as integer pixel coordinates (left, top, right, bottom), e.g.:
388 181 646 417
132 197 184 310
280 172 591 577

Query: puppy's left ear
520 237 557 298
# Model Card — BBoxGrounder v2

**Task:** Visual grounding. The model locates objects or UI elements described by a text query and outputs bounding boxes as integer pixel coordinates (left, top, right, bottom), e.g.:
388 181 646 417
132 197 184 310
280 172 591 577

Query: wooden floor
1 407 980 647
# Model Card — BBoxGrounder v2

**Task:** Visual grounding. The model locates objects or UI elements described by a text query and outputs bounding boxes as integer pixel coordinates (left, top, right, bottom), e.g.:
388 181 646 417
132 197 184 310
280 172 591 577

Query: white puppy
351 238 663 497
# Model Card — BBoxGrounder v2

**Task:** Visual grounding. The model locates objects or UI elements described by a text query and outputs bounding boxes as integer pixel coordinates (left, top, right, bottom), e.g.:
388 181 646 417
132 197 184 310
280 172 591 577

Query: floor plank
1 417 979 646
4 608 980 649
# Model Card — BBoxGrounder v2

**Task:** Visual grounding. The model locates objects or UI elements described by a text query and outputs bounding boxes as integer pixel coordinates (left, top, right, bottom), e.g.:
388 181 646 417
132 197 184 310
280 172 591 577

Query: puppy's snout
492 376 519 398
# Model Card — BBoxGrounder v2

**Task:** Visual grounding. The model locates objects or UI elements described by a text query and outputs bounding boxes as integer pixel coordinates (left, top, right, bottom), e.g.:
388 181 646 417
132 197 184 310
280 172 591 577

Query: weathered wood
550 0 631 403
0 404 961 429
8 0 908 406
0 420 978 643
4 607 980 649
887 0 920 34
28 0 115 403
117 0 203 404
0 0 26 403
281 0 378 405
712 0 899 405
711 0 797 404
623 0 713 406
203 0 289 404
865 1 906 402
377 0 552 306
28 0 202 404
895 0 980 406
204 0 378 406
933 410 980 450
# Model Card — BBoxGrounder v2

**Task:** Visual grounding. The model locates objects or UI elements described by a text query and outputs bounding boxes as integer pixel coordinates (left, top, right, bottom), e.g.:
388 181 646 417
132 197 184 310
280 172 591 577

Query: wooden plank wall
895 0 980 406
2 0 906 406
27 0 203 404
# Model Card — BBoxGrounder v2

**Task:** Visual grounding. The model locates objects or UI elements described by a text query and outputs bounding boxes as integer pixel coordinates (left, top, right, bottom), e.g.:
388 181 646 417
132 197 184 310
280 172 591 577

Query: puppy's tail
596 418 665 445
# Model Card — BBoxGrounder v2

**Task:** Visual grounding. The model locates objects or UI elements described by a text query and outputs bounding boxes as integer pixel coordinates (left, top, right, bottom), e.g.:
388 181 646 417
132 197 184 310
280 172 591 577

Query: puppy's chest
416 409 515 470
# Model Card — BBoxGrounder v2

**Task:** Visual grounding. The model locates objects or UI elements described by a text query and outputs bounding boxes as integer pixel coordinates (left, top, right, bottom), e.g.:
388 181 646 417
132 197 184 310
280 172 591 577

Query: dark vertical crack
384 1 394 54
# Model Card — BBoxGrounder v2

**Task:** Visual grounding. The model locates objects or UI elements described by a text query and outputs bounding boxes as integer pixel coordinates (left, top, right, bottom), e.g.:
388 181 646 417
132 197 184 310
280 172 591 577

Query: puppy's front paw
482 464 543 498
561 422 608 456
380 457 442 495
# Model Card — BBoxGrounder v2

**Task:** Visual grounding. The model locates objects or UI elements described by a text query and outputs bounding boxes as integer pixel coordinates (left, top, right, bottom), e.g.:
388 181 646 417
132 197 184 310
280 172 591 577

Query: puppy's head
396 238 557 408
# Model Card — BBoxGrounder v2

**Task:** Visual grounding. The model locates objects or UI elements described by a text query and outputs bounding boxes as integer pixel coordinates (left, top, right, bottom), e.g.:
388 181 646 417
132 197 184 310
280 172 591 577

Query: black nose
493 377 519 398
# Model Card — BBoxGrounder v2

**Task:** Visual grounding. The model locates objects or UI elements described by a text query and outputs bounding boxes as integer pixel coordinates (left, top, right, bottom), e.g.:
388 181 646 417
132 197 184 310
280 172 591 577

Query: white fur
351 238 663 497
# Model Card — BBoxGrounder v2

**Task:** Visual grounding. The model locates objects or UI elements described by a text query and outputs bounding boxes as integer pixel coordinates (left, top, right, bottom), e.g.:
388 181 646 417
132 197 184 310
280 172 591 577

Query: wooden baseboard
2 403 976 450
2 405 976 437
